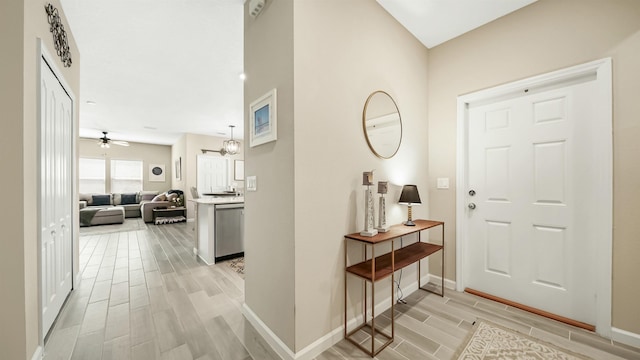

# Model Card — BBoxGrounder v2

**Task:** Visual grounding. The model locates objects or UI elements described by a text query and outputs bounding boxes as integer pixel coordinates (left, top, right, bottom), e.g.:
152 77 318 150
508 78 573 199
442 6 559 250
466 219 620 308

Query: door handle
468 203 476 210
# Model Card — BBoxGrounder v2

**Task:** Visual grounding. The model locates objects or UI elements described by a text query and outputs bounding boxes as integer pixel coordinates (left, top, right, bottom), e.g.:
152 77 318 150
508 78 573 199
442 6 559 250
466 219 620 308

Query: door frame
455 58 612 336
37 39 78 344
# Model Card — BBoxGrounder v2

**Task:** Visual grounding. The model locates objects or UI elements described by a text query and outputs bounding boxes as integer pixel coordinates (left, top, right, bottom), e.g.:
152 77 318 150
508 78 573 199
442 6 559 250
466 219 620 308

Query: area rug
227 257 244 276
79 218 147 235
456 319 590 360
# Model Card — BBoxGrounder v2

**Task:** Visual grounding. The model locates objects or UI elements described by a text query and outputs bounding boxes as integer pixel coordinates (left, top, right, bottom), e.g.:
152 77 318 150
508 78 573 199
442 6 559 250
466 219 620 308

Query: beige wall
427 0 640 334
244 0 429 352
0 1 27 358
244 0 296 350
171 134 188 200
293 0 429 351
1 0 81 358
79 138 172 193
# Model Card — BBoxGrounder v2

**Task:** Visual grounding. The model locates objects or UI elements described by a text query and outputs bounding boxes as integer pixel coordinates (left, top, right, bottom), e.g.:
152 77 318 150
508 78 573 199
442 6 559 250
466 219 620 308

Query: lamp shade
399 185 421 204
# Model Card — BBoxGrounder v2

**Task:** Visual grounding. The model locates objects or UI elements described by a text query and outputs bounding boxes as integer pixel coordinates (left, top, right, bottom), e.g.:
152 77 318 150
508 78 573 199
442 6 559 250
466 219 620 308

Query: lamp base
376 226 389 233
404 220 416 226
360 229 378 237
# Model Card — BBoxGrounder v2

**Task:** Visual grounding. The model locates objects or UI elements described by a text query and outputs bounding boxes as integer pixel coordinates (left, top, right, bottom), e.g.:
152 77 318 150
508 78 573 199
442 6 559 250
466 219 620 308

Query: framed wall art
249 88 277 147
149 164 165 182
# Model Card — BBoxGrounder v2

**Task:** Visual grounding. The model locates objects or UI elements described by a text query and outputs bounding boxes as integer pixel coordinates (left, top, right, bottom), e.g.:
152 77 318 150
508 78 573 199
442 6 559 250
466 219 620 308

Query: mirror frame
362 90 403 159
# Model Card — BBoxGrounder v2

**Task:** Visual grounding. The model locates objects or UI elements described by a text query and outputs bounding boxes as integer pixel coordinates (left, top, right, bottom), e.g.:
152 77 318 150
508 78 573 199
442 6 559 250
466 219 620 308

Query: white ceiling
60 0 536 146
376 0 538 48
60 0 245 145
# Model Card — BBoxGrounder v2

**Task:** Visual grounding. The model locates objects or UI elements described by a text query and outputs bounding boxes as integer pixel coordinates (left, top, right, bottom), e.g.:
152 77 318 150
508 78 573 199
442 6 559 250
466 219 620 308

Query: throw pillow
121 193 137 205
152 194 167 202
92 194 111 206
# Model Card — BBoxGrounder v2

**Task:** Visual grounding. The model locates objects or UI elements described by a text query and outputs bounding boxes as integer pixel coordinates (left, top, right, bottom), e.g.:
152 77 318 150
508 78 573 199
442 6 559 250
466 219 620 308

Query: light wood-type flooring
45 222 640 360
44 222 279 360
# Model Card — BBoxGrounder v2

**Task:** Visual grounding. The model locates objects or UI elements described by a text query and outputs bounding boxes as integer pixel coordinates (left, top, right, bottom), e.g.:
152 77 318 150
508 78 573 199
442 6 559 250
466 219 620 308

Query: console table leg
441 224 445 297
391 239 395 340
344 240 347 338
363 244 367 330
370 245 376 356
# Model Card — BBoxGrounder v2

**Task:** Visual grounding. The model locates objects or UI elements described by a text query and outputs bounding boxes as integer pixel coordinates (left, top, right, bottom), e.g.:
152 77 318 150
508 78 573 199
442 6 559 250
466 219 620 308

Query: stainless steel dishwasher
214 203 244 262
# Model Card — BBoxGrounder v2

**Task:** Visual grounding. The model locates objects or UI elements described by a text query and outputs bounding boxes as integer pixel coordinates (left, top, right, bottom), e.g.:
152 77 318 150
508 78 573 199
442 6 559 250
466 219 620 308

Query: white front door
464 69 609 326
40 57 73 337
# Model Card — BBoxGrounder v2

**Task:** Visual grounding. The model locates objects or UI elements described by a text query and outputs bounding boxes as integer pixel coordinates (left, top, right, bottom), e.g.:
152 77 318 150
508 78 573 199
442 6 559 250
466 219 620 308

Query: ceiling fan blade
112 140 130 146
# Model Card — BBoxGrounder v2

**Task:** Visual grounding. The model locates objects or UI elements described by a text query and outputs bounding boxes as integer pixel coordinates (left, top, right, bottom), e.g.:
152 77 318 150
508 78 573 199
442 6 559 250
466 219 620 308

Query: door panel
467 80 599 325
197 155 229 194
41 57 73 337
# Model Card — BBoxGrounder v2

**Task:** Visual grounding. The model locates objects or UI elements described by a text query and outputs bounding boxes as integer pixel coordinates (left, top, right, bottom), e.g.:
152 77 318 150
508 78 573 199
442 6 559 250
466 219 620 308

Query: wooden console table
344 219 444 357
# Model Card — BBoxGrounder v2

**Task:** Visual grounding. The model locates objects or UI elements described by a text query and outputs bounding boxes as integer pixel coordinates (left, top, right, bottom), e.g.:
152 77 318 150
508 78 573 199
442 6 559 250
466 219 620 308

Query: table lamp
399 184 421 226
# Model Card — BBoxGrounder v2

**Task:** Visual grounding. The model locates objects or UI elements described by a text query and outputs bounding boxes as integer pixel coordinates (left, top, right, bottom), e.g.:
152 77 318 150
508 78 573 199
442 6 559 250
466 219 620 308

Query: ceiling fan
98 131 130 148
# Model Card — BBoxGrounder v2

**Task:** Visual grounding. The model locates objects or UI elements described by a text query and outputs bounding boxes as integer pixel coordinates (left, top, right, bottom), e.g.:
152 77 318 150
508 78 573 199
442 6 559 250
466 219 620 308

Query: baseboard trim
242 303 296 360
31 345 43 360
423 273 457 290
243 273 455 359
612 327 640 349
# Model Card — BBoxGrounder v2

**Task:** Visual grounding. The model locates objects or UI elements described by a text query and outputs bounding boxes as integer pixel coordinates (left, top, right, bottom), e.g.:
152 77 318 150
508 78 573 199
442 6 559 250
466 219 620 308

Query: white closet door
40 57 73 337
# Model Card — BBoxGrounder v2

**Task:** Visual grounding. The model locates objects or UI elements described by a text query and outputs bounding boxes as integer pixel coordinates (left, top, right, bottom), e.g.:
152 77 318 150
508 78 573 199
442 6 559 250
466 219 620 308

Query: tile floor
44 222 278 360
45 221 640 360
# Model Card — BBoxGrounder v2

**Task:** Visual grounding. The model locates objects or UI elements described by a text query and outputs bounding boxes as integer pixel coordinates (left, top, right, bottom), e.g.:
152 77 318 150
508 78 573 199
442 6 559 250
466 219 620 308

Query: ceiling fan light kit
98 131 130 148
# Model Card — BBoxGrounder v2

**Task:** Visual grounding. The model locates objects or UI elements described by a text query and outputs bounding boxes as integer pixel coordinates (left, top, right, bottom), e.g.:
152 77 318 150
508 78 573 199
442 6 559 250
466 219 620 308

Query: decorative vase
376 181 389 232
360 171 378 237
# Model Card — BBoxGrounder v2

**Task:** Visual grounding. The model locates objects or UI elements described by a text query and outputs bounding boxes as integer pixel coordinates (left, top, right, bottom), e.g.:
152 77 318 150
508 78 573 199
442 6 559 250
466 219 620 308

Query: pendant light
223 125 240 155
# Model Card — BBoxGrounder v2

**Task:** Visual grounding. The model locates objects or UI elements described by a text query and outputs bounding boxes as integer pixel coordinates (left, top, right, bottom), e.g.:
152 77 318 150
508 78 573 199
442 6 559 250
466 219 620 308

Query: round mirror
362 91 402 159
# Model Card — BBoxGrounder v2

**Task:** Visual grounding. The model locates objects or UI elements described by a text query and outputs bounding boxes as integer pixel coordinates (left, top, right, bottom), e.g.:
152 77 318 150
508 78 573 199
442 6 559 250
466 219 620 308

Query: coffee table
152 207 186 224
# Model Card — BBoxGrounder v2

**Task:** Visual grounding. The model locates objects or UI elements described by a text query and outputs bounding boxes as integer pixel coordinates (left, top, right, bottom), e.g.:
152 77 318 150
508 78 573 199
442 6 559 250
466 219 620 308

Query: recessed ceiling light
86 100 97 105
143 126 157 130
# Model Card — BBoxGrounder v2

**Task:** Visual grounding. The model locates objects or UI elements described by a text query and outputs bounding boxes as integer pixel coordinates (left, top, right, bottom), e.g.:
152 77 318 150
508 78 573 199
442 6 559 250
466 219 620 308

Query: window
111 159 143 193
79 158 106 193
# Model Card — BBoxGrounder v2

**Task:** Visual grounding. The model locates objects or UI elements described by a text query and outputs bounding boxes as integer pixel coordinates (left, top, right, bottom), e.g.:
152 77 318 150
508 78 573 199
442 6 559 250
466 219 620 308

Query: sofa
79 190 183 225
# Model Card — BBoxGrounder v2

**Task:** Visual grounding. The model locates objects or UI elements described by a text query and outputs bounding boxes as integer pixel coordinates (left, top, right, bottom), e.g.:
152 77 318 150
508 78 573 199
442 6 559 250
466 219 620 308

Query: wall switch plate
246 176 257 191
437 177 449 189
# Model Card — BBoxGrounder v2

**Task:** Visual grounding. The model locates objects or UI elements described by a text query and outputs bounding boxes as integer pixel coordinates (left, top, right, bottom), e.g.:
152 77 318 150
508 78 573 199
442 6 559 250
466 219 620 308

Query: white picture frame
149 164 166 182
249 88 277 147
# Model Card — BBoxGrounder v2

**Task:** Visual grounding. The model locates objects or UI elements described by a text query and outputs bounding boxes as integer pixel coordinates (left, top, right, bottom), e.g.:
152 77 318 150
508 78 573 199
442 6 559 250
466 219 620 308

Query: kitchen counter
189 197 244 264
191 196 244 205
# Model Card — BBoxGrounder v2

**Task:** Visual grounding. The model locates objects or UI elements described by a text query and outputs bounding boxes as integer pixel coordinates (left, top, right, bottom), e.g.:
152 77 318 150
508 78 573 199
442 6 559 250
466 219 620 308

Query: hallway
44 223 278 360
